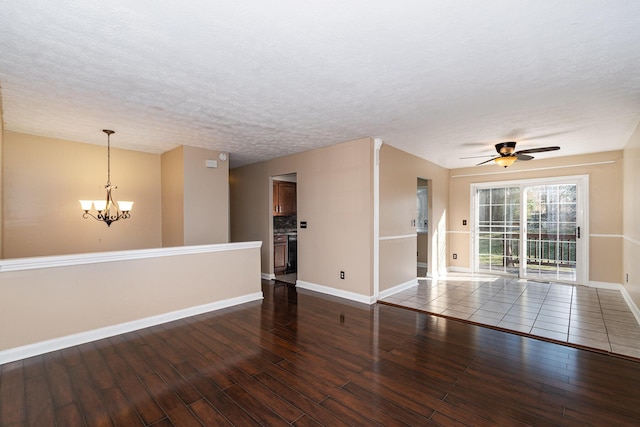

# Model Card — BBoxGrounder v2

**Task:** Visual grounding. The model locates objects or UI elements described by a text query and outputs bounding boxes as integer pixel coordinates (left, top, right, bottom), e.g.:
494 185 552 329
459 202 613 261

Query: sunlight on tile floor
381 275 640 359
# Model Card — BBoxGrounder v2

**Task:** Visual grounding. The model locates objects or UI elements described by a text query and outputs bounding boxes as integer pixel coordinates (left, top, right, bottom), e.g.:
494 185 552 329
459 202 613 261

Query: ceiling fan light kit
474 141 560 168
495 156 517 168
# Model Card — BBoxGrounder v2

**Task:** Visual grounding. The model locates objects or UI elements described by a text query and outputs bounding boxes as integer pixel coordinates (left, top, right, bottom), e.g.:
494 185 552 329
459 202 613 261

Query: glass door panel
523 184 577 282
476 186 520 274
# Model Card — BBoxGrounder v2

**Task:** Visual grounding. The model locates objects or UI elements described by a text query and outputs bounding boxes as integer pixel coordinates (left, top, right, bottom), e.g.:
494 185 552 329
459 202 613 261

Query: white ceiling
1 1 640 168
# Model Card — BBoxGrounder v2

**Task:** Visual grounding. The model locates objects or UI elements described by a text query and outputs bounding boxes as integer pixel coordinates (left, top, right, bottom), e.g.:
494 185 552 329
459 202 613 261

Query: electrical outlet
340 271 345 279
453 253 458 260
463 219 467 226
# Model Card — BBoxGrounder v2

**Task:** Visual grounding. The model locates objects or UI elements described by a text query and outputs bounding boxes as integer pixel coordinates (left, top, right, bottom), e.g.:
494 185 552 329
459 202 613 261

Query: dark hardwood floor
2 280 640 426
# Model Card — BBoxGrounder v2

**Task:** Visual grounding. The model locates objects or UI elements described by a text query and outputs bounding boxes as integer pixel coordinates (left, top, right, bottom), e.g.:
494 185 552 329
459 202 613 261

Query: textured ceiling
1 1 640 168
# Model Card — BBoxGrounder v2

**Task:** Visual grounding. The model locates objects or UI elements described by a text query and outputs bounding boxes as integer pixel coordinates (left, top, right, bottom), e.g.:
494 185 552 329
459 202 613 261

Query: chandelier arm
82 212 99 221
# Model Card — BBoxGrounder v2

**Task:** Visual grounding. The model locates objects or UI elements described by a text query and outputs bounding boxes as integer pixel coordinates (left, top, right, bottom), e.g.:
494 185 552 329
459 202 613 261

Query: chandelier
79 129 133 227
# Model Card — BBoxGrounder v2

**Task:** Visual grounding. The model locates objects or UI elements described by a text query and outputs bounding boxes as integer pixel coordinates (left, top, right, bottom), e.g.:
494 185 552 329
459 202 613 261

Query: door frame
470 174 589 285
270 173 298 279
416 178 430 277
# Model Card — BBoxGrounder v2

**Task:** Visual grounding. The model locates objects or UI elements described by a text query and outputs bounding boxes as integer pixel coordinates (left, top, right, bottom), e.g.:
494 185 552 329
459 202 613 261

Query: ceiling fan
474 142 560 168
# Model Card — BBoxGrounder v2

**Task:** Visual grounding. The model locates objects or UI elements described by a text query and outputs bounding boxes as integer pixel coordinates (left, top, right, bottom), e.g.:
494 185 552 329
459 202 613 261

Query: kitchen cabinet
274 234 287 273
273 181 296 216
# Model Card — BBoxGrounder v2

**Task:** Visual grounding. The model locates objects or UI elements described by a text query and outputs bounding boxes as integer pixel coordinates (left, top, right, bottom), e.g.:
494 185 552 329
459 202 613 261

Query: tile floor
380 274 640 359
275 272 297 285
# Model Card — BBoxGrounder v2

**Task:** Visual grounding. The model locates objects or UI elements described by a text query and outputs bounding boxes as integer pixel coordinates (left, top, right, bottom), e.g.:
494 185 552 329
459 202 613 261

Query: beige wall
379 144 450 290
161 146 229 247
183 146 229 245
0 244 262 353
3 132 162 258
623 122 640 308
231 140 451 297
449 151 624 284
0 100 3 259
380 237 416 290
161 146 185 247
230 160 270 256
231 138 374 297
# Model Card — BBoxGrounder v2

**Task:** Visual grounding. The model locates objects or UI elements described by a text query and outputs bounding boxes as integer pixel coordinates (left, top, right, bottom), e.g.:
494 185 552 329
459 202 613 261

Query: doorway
472 176 588 284
417 178 429 278
273 173 297 284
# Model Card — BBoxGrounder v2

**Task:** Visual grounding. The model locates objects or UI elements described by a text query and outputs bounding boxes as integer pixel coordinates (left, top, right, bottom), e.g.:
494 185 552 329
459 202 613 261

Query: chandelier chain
104 129 114 188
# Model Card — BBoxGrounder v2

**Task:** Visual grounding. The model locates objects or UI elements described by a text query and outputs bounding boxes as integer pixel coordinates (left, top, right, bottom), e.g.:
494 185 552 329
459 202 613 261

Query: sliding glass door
473 176 587 284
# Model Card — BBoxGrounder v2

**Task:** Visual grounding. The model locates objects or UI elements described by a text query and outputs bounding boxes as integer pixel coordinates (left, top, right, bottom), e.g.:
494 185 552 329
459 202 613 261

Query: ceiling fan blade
476 157 498 166
515 146 560 155
461 142 491 148
516 154 534 161
517 130 574 141
460 154 494 159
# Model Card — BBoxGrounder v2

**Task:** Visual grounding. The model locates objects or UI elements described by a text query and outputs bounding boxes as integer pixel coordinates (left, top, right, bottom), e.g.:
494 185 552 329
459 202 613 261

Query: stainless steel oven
286 234 297 273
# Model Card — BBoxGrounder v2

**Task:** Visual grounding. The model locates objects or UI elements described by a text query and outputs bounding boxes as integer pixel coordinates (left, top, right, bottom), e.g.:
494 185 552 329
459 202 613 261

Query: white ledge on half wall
0 241 263 272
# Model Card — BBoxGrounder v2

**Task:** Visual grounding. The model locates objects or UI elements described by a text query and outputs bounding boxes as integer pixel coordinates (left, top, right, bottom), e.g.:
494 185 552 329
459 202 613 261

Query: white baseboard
0 292 263 366
620 287 640 326
296 280 376 305
378 278 418 300
588 280 623 290
448 266 473 274
261 273 276 280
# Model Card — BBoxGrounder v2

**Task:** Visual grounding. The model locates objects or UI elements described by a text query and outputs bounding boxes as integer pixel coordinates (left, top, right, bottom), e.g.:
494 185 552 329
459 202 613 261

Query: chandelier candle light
79 129 133 227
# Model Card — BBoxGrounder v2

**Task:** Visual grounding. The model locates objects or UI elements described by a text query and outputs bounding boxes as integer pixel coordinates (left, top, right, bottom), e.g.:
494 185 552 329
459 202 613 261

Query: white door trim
373 138 383 299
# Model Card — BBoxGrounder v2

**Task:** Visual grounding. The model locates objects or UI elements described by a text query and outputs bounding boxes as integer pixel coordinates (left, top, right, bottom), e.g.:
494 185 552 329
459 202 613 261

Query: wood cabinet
274 234 287 273
273 181 296 216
